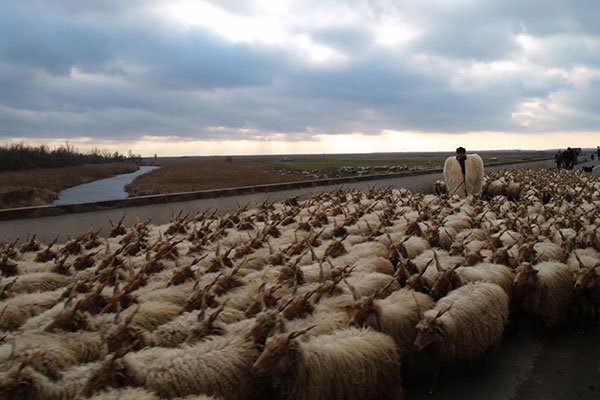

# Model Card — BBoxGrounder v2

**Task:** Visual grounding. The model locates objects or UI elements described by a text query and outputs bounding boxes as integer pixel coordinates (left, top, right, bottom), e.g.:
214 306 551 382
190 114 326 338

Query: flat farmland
125 159 307 196
126 152 553 197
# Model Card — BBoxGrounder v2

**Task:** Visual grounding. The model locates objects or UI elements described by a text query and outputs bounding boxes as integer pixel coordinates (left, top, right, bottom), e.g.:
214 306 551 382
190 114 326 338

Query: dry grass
0 163 139 209
126 160 306 196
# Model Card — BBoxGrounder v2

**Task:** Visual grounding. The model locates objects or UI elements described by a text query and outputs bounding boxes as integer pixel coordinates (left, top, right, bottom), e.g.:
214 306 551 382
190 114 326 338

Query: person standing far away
597 146 599 158
443 147 484 198
555 151 562 169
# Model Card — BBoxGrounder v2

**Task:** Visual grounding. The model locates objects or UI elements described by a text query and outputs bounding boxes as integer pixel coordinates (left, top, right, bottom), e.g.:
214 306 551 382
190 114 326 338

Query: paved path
406 325 600 400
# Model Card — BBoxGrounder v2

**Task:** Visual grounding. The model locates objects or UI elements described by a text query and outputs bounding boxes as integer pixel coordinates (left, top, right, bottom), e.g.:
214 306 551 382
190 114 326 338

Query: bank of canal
54 166 159 205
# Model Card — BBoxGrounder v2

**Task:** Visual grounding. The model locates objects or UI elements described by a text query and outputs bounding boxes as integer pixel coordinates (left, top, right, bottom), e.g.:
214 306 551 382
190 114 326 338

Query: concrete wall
0 159 556 243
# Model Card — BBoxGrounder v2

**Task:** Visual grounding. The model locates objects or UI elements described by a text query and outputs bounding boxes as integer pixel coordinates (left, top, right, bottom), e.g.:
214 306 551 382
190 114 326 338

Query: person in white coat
443 147 484 197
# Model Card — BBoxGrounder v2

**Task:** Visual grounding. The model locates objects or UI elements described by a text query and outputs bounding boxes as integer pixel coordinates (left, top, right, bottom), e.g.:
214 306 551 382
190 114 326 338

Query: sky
1 0 599 156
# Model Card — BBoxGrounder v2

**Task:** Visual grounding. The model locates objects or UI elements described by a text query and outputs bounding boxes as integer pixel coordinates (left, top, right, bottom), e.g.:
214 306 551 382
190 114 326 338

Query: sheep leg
428 359 442 395
467 359 476 382
480 348 492 375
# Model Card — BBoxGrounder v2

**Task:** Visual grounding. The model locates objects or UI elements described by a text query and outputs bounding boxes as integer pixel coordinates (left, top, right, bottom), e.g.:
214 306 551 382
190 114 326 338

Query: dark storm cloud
0 0 599 142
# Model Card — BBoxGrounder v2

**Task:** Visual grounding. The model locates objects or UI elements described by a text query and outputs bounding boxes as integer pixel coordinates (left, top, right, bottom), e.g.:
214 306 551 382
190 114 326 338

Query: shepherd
443 147 484 197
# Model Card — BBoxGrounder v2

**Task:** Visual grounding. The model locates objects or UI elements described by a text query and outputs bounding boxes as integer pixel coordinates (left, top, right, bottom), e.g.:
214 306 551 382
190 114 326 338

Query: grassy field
0 163 138 209
269 151 553 175
125 159 307 196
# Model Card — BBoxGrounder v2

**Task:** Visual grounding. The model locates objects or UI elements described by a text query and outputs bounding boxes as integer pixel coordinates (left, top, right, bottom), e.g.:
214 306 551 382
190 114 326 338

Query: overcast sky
1 0 599 155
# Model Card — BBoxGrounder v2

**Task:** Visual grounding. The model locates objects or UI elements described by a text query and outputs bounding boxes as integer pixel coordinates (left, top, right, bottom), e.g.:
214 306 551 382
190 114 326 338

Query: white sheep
513 261 574 328
0 289 62 330
254 327 404 400
345 288 435 355
0 361 100 400
414 282 509 393
1 272 71 294
429 262 515 299
101 334 267 400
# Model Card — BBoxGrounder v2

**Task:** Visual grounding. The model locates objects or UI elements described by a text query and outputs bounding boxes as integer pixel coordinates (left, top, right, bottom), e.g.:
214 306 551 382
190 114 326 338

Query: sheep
283 308 351 337
414 282 509 393
0 362 100 400
344 272 400 298
87 387 160 400
443 153 484 197
253 326 404 400
345 288 434 355
86 334 268 400
1 272 71 294
513 262 574 328
429 262 514 299
0 289 62 330
6 331 103 379
117 301 182 331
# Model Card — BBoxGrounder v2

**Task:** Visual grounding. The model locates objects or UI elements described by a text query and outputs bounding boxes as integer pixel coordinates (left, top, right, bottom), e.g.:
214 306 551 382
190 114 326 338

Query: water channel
54 166 159 205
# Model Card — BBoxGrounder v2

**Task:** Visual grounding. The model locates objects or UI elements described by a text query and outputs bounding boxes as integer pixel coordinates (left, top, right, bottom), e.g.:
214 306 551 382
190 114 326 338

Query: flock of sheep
0 167 599 400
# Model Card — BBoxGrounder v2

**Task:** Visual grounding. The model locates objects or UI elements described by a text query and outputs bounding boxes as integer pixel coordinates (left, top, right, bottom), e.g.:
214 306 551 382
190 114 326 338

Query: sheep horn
344 278 360 301
435 302 453 318
286 325 316 343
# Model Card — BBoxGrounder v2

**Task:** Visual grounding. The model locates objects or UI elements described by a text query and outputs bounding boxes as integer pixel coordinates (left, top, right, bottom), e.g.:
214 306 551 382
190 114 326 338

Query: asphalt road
405 324 600 400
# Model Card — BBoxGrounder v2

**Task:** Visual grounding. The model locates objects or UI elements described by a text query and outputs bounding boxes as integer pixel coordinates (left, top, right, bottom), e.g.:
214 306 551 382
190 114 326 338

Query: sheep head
573 255 600 291
20 234 41 253
414 302 453 351
345 296 378 329
253 326 315 377
429 265 462 299
0 366 40 400
248 311 286 347
513 262 538 294
0 255 18 277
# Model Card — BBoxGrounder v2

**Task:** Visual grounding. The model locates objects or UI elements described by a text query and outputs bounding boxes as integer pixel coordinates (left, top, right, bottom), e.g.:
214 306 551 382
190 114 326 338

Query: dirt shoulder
0 163 139 209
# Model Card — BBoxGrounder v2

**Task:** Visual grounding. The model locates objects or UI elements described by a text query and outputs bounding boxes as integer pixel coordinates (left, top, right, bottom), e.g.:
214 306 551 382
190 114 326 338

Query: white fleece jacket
443 154 484 197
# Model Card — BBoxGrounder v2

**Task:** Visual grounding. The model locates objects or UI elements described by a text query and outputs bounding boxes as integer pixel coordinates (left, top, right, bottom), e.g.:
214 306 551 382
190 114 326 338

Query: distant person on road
443 147 484 198
555 151 562 169
562 149 571 169
597 146 600 158
567 147 577 169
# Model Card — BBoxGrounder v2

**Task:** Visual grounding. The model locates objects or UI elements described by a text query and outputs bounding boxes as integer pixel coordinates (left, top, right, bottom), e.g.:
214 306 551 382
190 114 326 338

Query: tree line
0 142 142 172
